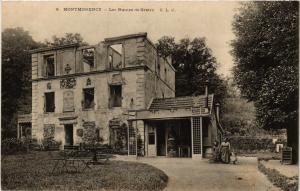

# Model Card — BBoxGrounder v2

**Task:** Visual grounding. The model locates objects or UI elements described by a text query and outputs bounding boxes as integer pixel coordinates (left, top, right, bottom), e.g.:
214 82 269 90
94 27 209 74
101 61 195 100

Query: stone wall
31 69 145 145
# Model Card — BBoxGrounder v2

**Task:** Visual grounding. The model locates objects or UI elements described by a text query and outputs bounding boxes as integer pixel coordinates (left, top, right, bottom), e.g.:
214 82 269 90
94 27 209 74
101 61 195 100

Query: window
45 92 55 112
148 132 155 145
82 48 95 72
110 85 122 107
108 44 123 69
83 88 94 109
108 55 113 68
44 55 55 77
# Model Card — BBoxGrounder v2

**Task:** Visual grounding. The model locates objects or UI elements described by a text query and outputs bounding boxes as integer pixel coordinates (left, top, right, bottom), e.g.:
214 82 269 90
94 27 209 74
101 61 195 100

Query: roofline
104 32 148 42
29 43 80 54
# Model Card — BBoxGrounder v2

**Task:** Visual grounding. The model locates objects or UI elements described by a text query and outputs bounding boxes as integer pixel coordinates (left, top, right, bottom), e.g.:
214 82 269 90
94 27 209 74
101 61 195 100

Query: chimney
215 103 220 121
204 79 209 108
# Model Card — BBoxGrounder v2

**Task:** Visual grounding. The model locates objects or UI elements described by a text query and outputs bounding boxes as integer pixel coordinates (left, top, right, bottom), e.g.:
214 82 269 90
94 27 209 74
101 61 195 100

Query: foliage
45 33 88 46
156 36 227 104
2 28 42 138
1 152 168 191
1 138 31 154
41 138 62 151
229 136 276 154
222 97 264 136
231 1 299 162
258 161 298 191
231 2 299 130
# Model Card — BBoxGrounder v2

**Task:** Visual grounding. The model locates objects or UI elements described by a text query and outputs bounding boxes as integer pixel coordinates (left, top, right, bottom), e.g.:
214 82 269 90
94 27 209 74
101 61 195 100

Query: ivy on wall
43 124 55 139
82 122 97 144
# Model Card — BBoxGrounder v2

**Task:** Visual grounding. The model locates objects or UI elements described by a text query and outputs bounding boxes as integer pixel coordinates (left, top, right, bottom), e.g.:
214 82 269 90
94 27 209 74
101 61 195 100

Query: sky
3 1 240 77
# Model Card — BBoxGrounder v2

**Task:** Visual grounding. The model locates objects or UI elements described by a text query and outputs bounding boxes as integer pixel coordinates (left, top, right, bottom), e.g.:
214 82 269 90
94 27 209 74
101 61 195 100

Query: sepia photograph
1 1 299 191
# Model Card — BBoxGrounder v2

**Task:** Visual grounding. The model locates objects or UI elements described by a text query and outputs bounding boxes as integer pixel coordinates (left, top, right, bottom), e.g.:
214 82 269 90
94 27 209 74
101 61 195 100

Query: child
230 151 238 164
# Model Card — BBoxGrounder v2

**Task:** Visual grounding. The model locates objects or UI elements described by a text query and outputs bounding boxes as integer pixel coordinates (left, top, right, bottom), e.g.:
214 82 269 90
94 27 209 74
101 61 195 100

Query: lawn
1 151 168 191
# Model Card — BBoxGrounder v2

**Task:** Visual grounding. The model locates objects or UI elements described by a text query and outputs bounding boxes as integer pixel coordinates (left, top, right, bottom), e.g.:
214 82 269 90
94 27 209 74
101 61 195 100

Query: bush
41 138 61 151
1 138 31 155
229 136 276 154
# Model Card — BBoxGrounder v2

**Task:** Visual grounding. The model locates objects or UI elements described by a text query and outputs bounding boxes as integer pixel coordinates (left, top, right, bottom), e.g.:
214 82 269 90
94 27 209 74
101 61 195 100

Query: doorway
157 126 166 156
65 124 74 145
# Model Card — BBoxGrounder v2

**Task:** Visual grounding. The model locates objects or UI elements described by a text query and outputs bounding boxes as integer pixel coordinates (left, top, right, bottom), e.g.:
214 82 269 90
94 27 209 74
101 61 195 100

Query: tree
2 27 41 138
156 36 227 104
231 2 299 162
45 33 88 46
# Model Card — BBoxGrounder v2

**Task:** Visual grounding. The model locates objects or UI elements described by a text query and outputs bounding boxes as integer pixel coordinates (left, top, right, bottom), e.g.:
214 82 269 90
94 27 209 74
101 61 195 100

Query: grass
1 151 168 191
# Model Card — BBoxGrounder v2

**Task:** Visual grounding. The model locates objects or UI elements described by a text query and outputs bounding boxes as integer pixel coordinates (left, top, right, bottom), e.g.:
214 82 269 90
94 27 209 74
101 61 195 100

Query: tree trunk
287 122 298 164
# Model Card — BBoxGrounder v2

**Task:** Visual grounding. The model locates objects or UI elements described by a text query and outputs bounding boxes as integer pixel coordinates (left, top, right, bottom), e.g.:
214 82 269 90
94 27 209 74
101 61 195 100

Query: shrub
1 138 31 154
41 138 62 151
229 136 276 154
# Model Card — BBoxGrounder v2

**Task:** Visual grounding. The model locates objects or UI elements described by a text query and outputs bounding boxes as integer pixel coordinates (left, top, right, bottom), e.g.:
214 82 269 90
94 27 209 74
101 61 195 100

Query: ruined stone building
18 33 223 158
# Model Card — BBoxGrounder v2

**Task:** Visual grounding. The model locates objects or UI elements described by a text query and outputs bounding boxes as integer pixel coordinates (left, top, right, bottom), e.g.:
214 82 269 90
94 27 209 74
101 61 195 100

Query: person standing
220 138 231 164
212 140 221 162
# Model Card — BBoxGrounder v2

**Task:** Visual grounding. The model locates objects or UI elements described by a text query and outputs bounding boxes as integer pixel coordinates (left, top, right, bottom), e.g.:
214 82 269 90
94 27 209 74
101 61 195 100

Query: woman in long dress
220 138 230 164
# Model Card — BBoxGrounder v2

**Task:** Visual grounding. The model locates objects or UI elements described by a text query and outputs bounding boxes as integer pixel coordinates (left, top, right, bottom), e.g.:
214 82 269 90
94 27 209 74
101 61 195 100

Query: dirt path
118 156 281 191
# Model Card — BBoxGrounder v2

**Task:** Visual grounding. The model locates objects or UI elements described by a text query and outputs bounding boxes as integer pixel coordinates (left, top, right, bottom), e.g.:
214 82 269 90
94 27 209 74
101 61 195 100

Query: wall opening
44 55 55 77
82 88 94 109
82 48 95 72
109 85 122 107
108 44 123 69
45 92 55 112
64 124 74 146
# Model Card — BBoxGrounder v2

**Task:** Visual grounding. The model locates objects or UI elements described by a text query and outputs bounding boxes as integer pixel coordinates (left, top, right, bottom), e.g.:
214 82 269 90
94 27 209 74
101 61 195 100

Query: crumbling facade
28 33 222 158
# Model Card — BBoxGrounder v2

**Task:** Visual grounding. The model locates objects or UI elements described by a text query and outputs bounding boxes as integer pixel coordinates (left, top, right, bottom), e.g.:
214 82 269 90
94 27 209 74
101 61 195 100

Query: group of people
212 137 237 164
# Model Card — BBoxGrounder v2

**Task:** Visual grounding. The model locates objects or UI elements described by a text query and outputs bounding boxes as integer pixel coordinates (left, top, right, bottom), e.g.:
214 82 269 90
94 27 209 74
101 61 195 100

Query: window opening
82 48 95 72
44 55 55 77
108 44 123 69
45 92 55 112
110 85 122 107
83 88 94 109
149 132 155 145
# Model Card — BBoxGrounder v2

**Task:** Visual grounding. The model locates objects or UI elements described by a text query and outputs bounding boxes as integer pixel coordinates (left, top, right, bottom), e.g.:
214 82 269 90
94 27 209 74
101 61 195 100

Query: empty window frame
83 88 94 109
45 92 55 112
82 48 95 72
108 44 123 69
44 55 55 77
109 85 122 107
148 132 155 145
